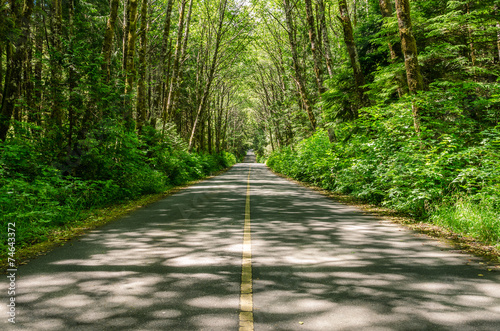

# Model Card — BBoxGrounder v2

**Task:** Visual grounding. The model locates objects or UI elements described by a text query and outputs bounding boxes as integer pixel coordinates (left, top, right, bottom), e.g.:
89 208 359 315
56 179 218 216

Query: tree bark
136 0 148 132
124 0 138 128
304 0 325 97
283 0 316 130
318 0 334 78
496 5 500 62
158 0 175 121
50 0 63 127
338 0 368 112
34 10 43 128
122 0 130 72
394 0 424 133
0 0 34 141
0 43 3 103
102 0 120 82
165 0 188 121
124 0 138 94
68 0 77 153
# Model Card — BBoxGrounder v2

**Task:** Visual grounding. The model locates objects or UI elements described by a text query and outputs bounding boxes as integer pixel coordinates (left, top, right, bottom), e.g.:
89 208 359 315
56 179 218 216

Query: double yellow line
239 165 254 331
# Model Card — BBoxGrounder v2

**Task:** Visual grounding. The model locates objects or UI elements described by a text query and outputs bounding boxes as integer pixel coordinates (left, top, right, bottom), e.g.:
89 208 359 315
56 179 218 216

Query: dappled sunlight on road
4 159 500 330
9 166 250 331
250 163 500 331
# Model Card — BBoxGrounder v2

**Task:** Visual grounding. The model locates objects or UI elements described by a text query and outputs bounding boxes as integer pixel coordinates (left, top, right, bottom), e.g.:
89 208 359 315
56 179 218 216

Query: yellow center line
239 165 254 331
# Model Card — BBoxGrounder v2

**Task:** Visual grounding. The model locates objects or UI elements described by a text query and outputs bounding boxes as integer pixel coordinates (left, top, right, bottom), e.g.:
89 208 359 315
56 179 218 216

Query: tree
124 0 138 129
136 0 149 131
0 0 34 141
394 0 424 133
102 0 120 82
338 0 368 112
282 0 316 130
304 0 324 96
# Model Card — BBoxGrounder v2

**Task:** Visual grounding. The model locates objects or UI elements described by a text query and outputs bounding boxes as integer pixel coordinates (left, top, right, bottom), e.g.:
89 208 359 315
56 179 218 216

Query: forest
1 0 499 257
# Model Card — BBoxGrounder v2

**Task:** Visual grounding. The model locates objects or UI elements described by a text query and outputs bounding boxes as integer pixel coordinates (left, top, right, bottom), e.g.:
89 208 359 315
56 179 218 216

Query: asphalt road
2 151 500 330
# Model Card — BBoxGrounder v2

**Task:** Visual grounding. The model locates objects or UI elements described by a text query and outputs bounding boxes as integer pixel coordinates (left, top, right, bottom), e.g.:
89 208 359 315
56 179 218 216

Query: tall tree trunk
378 0 404 97
34 11 43 129
318 0 334 78
0 43 3 103
304 0 324 97
24 22 34 125
68 0 77 154
124 0 138 128
165 0 188 121
174 0 194 132
283 0 316 130
102 0 120 82
207 105 212 154
122 0 129 71
394 0 424 134
124 0 138 93
159 0 175 122
496 5 500 62
50 0 63 127
338 0 368 113
0 0 34 141
136 0 148 132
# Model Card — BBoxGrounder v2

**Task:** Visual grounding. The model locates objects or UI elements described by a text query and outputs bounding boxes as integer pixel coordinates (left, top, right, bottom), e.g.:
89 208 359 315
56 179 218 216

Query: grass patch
431 197 500 247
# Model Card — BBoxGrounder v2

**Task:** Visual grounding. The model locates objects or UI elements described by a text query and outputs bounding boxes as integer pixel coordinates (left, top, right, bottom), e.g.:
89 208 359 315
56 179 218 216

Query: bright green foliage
431 196 500 244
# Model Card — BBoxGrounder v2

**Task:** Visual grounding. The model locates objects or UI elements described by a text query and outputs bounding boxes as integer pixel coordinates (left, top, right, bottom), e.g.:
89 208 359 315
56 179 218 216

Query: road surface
2 151 500 330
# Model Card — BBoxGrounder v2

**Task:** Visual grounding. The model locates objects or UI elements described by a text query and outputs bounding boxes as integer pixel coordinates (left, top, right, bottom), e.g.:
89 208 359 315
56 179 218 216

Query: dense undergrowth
266 95 500 247
0 123 237 255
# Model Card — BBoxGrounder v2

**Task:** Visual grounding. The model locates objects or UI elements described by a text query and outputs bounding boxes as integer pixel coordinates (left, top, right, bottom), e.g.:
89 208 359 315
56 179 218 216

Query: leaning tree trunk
394 0 424 134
